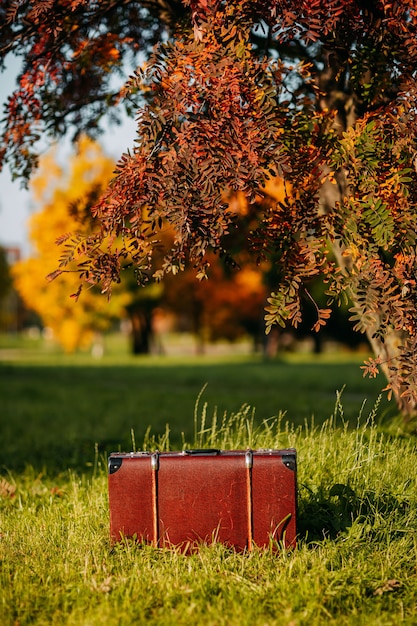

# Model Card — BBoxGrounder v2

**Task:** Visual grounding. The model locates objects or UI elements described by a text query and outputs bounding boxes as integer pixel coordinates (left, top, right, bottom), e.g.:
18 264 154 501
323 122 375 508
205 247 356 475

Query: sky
0 161 31 256
0 53 31 255
0 56 137 258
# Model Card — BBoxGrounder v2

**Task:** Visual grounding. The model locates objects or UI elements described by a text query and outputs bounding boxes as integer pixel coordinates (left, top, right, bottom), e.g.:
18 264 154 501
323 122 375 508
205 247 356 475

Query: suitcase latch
151 452 160 471
245 450 253 469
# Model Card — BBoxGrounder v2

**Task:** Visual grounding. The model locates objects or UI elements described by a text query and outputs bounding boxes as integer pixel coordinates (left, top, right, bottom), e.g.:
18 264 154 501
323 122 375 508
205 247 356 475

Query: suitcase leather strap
245 450 253 551
151 452 159 547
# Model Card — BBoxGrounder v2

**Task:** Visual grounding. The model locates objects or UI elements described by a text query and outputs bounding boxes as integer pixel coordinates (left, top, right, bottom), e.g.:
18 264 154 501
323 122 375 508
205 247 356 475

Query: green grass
0 338 396 473
1 338 415 625
1 407 417 625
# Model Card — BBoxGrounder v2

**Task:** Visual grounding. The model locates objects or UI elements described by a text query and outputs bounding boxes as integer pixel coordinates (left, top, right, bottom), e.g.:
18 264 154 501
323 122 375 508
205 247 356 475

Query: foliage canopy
2 0 417 412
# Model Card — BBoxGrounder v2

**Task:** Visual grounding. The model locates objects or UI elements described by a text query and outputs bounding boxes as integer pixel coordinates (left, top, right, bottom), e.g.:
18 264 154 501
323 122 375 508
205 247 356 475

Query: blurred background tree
10 135 363 356
12 137 132 353
9 137 272 355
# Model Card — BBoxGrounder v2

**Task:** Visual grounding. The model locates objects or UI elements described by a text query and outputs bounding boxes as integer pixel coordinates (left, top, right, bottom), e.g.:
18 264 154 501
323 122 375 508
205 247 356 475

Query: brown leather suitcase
108 448 297 551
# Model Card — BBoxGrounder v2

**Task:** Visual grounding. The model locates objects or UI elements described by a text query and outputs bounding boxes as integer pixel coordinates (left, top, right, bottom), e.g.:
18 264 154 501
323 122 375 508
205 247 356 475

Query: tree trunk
317 52 416 418
365 327 416 419
130 309 153 355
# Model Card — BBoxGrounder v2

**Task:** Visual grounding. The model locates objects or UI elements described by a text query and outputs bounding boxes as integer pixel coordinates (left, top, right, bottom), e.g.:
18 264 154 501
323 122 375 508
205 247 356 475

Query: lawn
1 337 416 625
0 335 396 473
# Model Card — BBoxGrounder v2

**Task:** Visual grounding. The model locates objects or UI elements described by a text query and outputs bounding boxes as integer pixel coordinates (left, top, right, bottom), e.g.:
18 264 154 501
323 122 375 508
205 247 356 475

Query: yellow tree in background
13 137 131 353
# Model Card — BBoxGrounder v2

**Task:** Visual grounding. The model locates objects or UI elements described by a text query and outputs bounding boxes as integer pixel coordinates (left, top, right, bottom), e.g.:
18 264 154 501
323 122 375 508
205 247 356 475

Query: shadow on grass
297 483 411 543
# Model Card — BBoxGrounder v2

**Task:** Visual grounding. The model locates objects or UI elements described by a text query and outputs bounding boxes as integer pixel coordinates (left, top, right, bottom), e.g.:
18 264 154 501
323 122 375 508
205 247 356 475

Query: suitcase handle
183 448 220 455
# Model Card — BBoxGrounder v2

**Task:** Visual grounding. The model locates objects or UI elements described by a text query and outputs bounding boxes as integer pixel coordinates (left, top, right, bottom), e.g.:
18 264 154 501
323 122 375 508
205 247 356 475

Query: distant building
4 246 21 265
